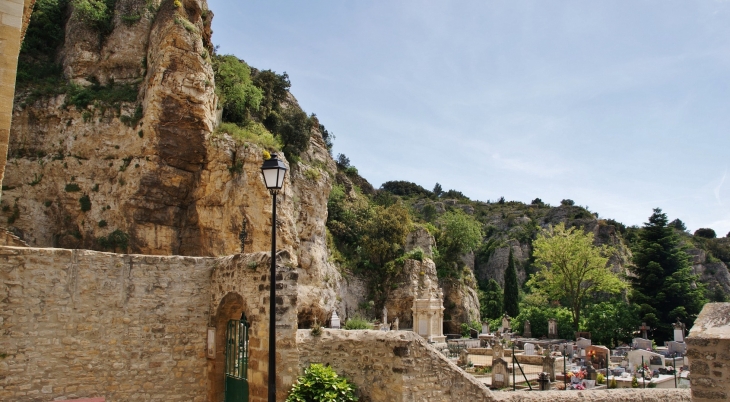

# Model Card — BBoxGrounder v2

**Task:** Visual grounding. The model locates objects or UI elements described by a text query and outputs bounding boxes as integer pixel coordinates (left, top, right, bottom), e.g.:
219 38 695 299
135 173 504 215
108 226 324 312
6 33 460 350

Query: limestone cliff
4 0 350 325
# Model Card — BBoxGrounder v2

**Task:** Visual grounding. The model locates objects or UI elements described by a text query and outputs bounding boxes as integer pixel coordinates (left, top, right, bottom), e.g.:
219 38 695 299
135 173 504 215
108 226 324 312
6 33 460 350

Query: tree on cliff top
435 210 483 277
213 55 263 124
629 208 707 342
527 223 625 331
503 248 520 318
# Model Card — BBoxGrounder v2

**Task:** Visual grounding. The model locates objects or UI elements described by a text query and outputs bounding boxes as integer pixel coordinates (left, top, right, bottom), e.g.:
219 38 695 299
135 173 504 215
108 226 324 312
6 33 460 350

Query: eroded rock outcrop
4 0 350 325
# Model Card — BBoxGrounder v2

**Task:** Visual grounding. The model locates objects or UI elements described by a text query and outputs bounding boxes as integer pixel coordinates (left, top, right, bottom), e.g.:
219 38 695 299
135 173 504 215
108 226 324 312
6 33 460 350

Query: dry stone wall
0 246 299 402
686 302 730 402
296 329 494 402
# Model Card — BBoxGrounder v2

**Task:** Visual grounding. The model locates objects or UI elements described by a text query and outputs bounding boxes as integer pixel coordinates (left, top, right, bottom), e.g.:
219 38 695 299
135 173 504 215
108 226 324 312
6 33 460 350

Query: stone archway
208 292 250 402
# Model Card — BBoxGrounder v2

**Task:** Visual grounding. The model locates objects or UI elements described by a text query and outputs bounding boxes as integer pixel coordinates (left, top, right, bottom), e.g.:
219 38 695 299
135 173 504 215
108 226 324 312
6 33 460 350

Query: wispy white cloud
714 169 727 205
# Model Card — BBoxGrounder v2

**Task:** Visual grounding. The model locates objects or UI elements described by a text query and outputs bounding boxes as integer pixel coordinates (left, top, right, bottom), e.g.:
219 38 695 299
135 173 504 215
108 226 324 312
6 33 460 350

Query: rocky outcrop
440 271 480 334
383 258 441 329
404 226 435 258
688 248 730 296
3 0 351 326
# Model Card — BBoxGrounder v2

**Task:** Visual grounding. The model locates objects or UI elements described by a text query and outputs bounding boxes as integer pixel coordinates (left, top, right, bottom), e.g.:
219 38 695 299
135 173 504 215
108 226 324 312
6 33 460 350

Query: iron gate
225 316 250 402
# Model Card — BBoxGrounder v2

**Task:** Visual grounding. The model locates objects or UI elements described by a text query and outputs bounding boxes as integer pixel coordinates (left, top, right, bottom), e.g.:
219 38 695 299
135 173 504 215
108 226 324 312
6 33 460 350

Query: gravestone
639 322 650 339
542 356 556 381
524 320 532 338
393 318 399 331
492 358 510 389
482 322 490 335
493 343 504 359
502 314 511 332
383 306 388 326
331 311 340 329
576 338 591 349
667 341 686 356
524 343 536 356
632 338 652 350
548 318 558 339
673 319 685 342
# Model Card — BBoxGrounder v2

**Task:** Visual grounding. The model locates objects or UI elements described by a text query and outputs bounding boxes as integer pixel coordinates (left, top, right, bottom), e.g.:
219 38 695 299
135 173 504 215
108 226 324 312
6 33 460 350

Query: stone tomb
576 337 591 357
411 296 446 344
632 337 653 350
491 358 510 389
524 343 536 356
627 349 665 372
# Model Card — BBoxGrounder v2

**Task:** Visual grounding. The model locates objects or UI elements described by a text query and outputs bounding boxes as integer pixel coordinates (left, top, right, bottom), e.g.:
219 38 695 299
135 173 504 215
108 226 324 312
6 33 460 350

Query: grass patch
215 121 281 151
64 78 139 111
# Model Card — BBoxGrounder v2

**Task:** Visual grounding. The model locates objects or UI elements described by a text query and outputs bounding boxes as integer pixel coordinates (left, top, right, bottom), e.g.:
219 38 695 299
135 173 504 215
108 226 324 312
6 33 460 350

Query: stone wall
296 329 494 402
0 246 299 402
686 302 730 402
491 389 691 402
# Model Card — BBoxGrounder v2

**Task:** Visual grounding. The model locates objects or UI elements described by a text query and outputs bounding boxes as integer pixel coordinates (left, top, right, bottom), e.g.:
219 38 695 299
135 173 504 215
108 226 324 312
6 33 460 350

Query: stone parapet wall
491 388 691 402
297 329 494 402
686 302 730 402
0 246 299 402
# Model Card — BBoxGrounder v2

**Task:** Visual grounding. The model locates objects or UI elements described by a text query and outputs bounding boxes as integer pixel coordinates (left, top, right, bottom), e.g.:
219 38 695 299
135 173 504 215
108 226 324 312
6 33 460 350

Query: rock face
688 248 730 296
440 272 481 334
383 258 441 329
404 226 435 258
4 0 349 326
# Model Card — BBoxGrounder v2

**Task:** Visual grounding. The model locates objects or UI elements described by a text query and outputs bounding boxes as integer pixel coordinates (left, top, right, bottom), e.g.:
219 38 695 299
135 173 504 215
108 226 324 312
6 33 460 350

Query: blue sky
208 0 730 234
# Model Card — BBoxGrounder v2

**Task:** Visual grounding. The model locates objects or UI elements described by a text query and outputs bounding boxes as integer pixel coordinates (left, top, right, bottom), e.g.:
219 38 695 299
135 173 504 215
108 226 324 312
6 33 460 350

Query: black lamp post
260 153 287 402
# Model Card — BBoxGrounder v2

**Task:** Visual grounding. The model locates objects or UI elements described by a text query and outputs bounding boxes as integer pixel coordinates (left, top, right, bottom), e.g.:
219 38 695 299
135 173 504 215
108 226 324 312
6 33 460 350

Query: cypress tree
503 248 520 318
630 208 707 342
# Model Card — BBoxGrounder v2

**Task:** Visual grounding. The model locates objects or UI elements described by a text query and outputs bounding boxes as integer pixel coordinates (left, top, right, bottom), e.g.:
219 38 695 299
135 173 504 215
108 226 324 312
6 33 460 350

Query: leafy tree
72 0 116 33
213 55 263 125
560 199 575 206
503 249 520 318
380 181 432 198
435 210 482 277
433 182 443 197
669 219 687 231
694 228 717 239
317 122 334 153
252 69 290 118
527 223 625 331
361 203 412 268
443 189 469 200
531 198 544 206
267 107 312 161
479 279 502 319
512 306 574 339
582 301 640 348
629 208 707 342
336 153 350 169
497 196 505 204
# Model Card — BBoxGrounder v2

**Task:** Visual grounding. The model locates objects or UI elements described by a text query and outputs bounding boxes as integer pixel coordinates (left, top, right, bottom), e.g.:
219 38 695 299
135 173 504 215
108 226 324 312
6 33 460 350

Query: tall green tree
479 279 503 319
360 203 412 268
213 55 263 124
503 249 520 318
527 223 625 331
629 208 707 342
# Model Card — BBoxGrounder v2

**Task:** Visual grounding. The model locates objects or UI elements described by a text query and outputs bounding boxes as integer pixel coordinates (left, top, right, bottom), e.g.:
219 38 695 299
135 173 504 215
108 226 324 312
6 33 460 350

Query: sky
208 0 730 234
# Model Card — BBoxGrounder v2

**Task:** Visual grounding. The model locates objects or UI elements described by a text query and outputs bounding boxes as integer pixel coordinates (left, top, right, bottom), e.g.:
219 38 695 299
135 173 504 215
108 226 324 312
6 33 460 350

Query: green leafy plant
596 373 605 384
79 194 91 212
97 229 129 252
286 363 357 402
343 316 372 330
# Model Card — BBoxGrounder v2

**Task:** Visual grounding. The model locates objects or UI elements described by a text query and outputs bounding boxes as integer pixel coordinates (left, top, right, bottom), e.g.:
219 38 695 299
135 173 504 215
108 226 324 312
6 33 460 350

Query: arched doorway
209 292 251 402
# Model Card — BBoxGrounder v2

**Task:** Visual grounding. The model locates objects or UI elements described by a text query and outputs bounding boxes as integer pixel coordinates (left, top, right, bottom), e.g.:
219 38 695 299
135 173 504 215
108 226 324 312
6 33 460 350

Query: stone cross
502 314 511 332
548 318 558 339
639 322 650 339
383 306 388 325
523 320 532 338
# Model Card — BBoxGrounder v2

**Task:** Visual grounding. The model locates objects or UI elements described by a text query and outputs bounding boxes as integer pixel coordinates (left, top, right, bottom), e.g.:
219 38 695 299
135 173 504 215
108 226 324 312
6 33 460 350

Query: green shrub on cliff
213 55 263 124
215 122 281 151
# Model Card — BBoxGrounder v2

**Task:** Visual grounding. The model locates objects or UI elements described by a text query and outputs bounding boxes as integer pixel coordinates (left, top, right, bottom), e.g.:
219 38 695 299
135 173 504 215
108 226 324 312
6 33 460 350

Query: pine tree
503 248 520 318
480 279 503 319
629 208 707 342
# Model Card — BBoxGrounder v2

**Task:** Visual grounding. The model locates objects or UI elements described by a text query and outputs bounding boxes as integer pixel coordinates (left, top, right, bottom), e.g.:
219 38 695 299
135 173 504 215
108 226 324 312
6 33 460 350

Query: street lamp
260 153 287 402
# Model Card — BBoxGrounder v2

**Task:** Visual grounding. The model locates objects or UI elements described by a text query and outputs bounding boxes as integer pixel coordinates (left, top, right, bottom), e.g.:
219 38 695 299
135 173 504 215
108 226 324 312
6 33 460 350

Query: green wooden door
225 317 249 402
